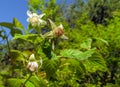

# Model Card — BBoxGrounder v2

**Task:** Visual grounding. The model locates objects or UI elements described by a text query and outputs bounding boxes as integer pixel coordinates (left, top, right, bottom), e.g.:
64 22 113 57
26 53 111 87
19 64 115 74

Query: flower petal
43 31 54 39
58 24 64 30
48 19 57 30
39 13 45 18
27 10 32 17
38 19 46 25
61 34 68 40
32 13 38 17
26 18 29 22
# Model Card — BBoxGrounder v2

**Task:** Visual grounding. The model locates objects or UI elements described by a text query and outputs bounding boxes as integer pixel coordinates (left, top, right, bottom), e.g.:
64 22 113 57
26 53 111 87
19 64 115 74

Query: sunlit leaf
13 34 43 44
0 84 4 87
25 81 35 87
60 48 96 60
0 22 13 29
0 22 22 36
28 0 41 10
80 38 92 49
61 58 86 74
43 53 60 78
7 78 35 87
29 76 47 87
7 78 22 87
13 18 24 29
10 50 25 62
83 53 107 72
13 18 27 33
11 28 22 36
94 37 109 46
22 50 33 59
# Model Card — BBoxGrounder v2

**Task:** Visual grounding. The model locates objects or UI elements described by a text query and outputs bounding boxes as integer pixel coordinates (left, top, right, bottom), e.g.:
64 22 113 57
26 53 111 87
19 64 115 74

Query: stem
1 27 10 54
6 34 10 54
33 73 40 81
22 72 32 87
37 26 41 35
52 40 55 50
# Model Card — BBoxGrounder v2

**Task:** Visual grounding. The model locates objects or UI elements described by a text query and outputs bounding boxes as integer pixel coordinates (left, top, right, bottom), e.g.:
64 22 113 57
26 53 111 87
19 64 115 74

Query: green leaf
0 22 13 29
80 38 92 49
29 76 46 87
60 49 82 58
28 0 41 10
43 56 60 78
10 50 25 62
60 48 96 60
7 78 23 87
62 59 86 74
11 28 22 36
0 76 4 87
13 17 27 33
51 51 58 60
13 34 43 44
13 18 24 29
0 68 10 76
79 48 96 60
94 37 109 46
83 53 107 72
22 50 33 59
0 84 4 87
0 22 22 36
26 81 35 87
60 49 107 73
7 78 35 87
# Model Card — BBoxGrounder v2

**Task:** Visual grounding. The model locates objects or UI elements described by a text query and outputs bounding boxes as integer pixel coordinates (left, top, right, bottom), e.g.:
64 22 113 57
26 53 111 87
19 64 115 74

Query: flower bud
27 61 38 72
27 54 38 72
54 24 64 37
42 19 68 39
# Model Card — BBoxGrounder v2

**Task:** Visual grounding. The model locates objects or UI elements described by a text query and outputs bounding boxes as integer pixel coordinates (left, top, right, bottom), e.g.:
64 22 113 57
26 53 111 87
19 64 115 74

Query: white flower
27 61 38 72
27 10 46 27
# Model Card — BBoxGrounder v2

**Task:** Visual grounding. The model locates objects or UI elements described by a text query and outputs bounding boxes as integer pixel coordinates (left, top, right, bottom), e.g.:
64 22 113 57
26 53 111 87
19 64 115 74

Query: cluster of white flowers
26 11 68 71
27 10 68 39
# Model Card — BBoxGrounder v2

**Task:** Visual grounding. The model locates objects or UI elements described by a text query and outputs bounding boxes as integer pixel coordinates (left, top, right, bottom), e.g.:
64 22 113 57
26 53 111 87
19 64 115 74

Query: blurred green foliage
0 0 120 87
